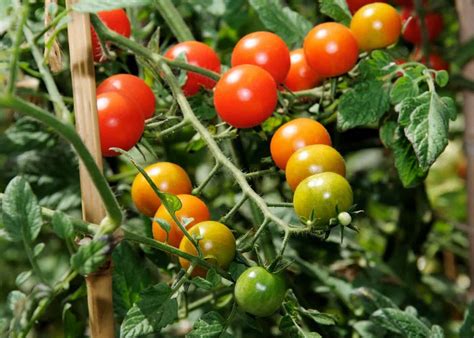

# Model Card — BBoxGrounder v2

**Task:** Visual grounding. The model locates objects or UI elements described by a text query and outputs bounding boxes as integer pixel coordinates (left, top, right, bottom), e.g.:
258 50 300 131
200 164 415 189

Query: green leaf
300 308 337 326
120 283 178 337
74 0 151 12
112 242 152 319
15 271 32 287
153 218 171 237
350 287 397 315
279 315 322 338
228 262 247 281
390 76 419 105
33 242 45 256
353 320 387 338
338 80 390 131
398 92 456 170
70 240 109 275
248 0 312 47
318 0 351 26
188 311 232 338
358 50 396 80
430 325 444 338
460 301 474 338
371 308 431 337
435 70 449 87
52 211 74 239
63 303 85 338
2 176 42 242
7 290 27 317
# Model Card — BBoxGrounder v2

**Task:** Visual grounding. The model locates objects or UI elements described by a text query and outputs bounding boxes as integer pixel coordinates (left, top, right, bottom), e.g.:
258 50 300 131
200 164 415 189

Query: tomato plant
400 7 443 44
284 48 322 91
346 0 384 14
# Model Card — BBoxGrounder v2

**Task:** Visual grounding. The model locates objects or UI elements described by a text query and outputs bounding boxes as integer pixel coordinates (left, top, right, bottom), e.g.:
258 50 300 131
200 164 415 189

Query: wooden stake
455 0 474 300
66 1 115 336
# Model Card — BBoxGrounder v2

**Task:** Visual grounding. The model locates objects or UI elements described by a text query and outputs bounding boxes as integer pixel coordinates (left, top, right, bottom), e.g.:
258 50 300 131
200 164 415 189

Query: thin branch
154 0 194 42
7 3 29 95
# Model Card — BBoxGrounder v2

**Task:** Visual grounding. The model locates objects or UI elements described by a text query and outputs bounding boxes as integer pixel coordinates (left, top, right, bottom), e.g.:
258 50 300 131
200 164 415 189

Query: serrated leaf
2 176 43 242
15 271 32 287
52 211 74 239
319 0 351 26
350 287 397 315
338 80 390 131
430 325 444 338
460 301 474 338
371 308 431 337
379 120 397 148
70 240 109 275
358 50 396 80
300 308 337 326
188 311 232 338
353 320 387 338
249 0 312 47
279 315 322 338
33 242 45 256
74 0 151 12
398 92 456 170
120 283 177 337
390 76 419 104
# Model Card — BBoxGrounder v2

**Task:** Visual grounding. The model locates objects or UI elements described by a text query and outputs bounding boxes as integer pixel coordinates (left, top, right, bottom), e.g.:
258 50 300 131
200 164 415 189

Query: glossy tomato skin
152 194 210 248
214 65 277 128
97 74 156 119
179 221 236 277
91 9 131 62
234 267 286 317
401 7 443 44
270 118 332 170
231 31 290 83
97 92 144 157
284 49 322 91
286 144 346 191
303 22 359 77
350 3 402 51
164 41 221 96
293 172 353 228
131 162 192 217
346 0 385 14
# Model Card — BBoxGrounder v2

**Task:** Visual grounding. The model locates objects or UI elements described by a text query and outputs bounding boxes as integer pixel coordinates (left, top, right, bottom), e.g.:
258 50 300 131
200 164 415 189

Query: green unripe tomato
293 172 353 228
234 266 286 317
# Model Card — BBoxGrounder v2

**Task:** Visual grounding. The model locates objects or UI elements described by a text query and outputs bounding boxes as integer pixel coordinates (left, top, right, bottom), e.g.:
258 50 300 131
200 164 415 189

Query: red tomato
303 22 359 77
346 0 385 14
164 41 221 96
97 74 156 119
231 31 291 83
152 194 210 248
213 65 277 128
284 49 322 91
270 118 332 170
90 9 131 63
401 7 443 44
411 48 449 71
350 3 402 51
97 92 144 157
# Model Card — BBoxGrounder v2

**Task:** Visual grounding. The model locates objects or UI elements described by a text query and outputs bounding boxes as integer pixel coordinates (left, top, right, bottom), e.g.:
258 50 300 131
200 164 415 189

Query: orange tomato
284 49 323 91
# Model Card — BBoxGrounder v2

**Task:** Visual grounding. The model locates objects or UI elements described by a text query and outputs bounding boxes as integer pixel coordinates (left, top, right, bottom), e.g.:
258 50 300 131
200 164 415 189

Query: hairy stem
7 3 29 95
154 0 194 42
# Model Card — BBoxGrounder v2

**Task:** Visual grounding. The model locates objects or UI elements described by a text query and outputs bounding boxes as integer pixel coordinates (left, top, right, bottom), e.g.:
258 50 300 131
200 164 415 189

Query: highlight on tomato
284 49 323 91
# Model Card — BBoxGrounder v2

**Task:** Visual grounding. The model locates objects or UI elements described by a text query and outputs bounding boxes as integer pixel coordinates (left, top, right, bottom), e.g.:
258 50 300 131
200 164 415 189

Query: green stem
23 26 72 123
33 8 71 43
267 202 293 208
185 286 233 313
23 237 47 284
154 0 194 42
220 194 248 224
7 3 29 95
245 168 277 179
192 162 220 195
0 96 123 227
171 262 196 294
157 118 189 137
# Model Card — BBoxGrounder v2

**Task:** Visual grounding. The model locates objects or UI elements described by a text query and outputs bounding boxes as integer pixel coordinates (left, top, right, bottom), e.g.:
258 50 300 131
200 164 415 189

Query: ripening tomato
401 7 443 44
283 49 323 91
234 267 286 317
350 3 402 51
97 92 144 157
91 9 131 62
411 48 449 71
346 0 385 14
303 22 359 77
97 74 156 119
213 65 277 128
285 144 346 191
293 172 353 228
179 221 236 277
131 162 192 217
164 41 221 96
457 156 467 180
270 118 332 170
231 31 291 83
152 194 210 248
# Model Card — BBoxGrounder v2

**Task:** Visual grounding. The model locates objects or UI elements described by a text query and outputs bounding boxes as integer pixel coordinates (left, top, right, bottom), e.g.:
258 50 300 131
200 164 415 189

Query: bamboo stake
65 1 115 336
455 0 474 300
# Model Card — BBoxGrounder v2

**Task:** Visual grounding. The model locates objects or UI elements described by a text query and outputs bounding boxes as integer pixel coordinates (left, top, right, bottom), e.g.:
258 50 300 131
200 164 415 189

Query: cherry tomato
270 118 332 170
131 162 192 217
179 221 236 277
97 92 144 157
164 41 221 96
401 7 443 44
231 31 291 83
303 22 359 77
350 3 402 51
91 9 131 62
234 266 286 317
97 74 156 119
411 48 449 71
346 0 385 14
283 49 322 91
152 194 210 248
285 144 346 191
457 156 467 180
293 172 353 228
214 65 277 128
